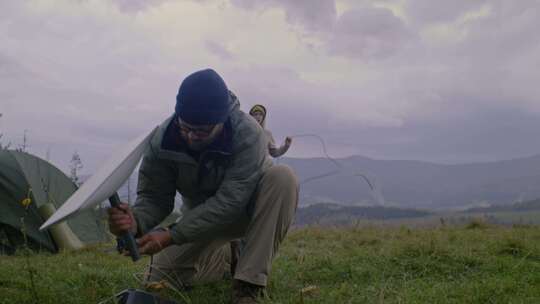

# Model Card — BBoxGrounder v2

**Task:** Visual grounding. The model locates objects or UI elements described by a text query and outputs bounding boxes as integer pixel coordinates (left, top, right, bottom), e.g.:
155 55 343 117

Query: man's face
177 117 224 151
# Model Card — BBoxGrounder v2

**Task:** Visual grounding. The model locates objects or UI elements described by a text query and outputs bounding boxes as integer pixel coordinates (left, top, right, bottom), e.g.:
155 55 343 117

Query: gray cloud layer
231 0 337 31
1 0 540 174
327 7 416 59
225 0 540 161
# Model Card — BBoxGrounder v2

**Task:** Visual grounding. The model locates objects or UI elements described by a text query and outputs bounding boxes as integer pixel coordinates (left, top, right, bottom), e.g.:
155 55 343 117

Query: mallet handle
109 193 141 262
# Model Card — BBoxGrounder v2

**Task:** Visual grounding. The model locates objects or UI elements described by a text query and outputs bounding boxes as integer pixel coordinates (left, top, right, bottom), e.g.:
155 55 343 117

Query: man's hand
137 230 172 255
107 203 137 237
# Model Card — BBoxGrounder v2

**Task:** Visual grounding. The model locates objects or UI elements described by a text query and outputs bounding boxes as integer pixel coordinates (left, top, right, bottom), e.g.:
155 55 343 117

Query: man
108 69 298 303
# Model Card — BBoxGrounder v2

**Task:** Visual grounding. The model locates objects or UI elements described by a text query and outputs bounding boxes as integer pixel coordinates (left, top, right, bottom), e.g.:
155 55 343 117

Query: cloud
1 0 540 171
109 0 170 13
231 0 337 31
205 40 235 60
326 7 416 60
405 0 488 25
231 1 417 61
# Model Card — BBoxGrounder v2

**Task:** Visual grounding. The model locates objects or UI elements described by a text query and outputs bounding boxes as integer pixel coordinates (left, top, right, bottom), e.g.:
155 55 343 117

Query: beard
184 124 224 151
186 138 212 151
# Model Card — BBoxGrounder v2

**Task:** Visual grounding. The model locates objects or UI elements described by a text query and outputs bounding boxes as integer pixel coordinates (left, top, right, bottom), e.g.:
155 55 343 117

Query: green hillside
1 225 540 303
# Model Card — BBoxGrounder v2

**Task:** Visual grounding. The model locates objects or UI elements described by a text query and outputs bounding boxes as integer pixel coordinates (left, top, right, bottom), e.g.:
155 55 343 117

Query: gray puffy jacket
132 93 272 244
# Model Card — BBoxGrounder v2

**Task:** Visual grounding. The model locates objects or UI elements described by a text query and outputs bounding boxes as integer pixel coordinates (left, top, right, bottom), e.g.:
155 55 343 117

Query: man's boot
231 279 266 304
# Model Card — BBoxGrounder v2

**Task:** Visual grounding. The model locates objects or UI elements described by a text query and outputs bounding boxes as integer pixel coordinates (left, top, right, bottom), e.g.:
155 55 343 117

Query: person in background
249 105 292 158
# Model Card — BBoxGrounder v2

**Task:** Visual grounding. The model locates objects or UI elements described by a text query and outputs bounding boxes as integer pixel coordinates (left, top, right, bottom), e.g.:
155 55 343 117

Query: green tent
0 149 109 254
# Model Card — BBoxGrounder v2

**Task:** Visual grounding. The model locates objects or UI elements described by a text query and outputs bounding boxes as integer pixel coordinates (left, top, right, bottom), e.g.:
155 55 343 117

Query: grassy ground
2 224 540 303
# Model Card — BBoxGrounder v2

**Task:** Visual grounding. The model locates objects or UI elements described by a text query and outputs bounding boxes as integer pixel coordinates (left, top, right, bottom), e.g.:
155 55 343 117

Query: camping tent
0 149 109 254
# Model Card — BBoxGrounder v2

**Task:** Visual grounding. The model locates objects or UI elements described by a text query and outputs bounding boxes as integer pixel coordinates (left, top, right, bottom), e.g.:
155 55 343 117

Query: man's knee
145 242 231 287
263 165 298 190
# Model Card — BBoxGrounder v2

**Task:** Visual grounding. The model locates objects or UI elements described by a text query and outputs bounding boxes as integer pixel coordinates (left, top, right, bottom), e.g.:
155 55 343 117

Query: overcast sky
1 0 540 174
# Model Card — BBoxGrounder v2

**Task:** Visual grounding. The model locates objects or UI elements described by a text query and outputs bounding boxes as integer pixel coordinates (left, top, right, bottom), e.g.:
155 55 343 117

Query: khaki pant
144 165 298 287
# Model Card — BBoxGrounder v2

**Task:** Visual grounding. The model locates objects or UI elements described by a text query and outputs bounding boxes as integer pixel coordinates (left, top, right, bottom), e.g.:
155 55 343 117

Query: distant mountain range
294 203 431 226
462 198 540 213
293 198 540 227
82 153 540 211
279 154 540 210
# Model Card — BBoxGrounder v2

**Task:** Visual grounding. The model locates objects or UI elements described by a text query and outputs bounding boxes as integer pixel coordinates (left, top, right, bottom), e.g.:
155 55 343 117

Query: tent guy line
289 133 385 206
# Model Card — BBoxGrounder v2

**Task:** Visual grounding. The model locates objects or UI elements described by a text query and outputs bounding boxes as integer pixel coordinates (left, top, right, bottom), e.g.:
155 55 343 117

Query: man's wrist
164 229 173 247
168 224 188 245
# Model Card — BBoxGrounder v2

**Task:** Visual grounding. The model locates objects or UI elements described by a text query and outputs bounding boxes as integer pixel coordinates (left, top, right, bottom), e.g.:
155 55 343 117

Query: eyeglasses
177 117 217 138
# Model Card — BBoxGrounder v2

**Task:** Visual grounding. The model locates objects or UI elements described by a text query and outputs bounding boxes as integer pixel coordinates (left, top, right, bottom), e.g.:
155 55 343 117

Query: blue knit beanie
175 69 230 125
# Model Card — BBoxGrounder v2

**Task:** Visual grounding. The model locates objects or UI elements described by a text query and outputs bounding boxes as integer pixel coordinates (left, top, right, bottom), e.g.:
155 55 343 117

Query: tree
69 151 83 186
0 134 8 150
16 129 29 152
0 113 10 150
